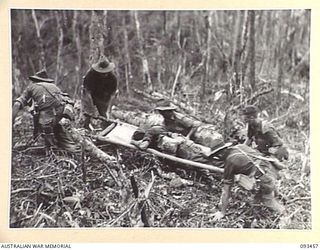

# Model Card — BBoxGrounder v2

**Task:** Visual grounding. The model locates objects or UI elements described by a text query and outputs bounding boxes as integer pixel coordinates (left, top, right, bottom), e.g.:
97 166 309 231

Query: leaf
214 90 225 101
281 89 304 101
169 177 184 188
63 196 82 210
144 171 156 198
261 110 269 118
181 178 193 186
62 211 73 222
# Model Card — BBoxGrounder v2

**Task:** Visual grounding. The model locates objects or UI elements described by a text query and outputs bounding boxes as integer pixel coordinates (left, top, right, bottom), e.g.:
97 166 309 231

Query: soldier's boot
261 192 285 213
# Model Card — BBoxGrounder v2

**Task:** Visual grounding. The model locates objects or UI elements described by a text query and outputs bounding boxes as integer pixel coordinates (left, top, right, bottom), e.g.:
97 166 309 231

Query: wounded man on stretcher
130 124 232 166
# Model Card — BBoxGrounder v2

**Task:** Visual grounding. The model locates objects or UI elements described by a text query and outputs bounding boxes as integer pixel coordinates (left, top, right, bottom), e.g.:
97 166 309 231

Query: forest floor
10 95 311 229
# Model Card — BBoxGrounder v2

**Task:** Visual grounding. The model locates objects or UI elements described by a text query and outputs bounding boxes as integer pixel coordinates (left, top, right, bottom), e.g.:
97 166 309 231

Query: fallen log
133 88 196 114
59 119 115 163
112 107 163 128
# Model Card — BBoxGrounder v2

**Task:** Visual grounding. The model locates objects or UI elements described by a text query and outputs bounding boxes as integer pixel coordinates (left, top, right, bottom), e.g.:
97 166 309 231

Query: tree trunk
248 10 256 93
162 11 167 34
72 10 82 97
31 10 46 70
202 11 213 100
171 64 181 97
101 10 108 56
89 10 104 64
122 13 132 95
154 12 167 86
133 11 152 91
276 11 290 108
240 11 249 85
61 121 115 163
55 11 64 85
258 11 269 76
232 10 245 92
193 11 202 47
156 43 163 85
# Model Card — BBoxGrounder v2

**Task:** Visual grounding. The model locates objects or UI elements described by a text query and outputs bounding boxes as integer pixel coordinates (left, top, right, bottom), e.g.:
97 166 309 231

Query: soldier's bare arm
12 102 22 121
212 183 232 221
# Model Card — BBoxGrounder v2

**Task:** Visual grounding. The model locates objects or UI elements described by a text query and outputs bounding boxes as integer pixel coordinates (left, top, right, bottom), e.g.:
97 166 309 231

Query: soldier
81 56 118 129
12 70 79 152
242 105 289 162
155 100 224 149
211 143 285 221
154 100 195 137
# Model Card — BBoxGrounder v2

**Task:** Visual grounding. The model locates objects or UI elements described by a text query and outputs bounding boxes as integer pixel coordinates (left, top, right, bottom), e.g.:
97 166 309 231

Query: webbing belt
35 83 65 110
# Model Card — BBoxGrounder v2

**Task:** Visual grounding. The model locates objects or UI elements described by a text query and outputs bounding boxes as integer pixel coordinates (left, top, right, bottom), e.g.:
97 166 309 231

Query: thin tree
101 10 108 56
171 11 184 98
55 11 64 85
123 12 132 95
72 10 82 97
248 10 256 93
31 10 46 70
133 11 152 91
240 11 249 86
276 11 290 108
202 11 213 100
232 10 245 93
89 10 104 64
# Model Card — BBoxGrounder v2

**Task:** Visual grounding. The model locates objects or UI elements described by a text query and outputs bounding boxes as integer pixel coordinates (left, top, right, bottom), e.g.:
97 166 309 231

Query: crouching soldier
242 105 289 162
12 70 79 152
211 143 285 221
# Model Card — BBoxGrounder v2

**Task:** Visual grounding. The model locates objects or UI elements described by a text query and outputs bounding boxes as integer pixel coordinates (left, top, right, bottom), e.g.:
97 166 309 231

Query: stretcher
96 120 224 173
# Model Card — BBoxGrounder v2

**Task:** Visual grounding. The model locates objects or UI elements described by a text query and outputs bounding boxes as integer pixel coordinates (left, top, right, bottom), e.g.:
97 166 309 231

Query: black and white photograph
10 9 311 229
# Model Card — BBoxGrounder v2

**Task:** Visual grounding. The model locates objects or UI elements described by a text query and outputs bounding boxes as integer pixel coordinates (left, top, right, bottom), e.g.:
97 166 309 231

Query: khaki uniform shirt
247 119 283 154
15 82 67 124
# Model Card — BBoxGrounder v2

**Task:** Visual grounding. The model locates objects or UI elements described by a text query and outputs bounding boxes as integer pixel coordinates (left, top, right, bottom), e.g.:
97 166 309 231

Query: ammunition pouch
30 103 39 116
235 174 256 191
38 105 64 125
62 103 75 121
